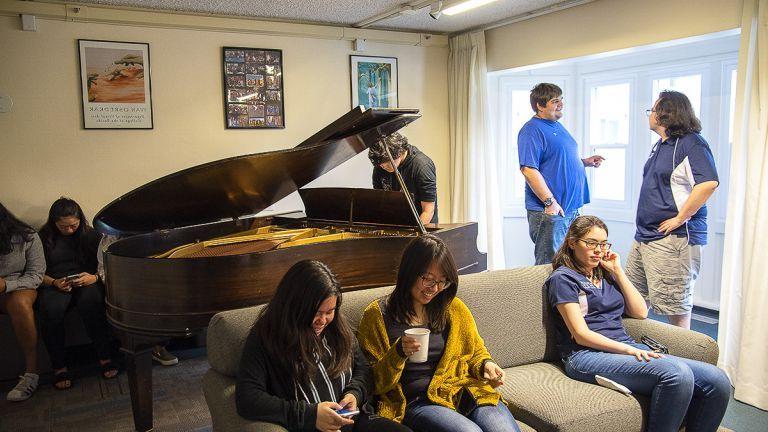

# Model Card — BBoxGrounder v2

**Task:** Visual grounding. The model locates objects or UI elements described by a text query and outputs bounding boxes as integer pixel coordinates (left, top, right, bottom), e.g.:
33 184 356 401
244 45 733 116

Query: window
587 82 631 201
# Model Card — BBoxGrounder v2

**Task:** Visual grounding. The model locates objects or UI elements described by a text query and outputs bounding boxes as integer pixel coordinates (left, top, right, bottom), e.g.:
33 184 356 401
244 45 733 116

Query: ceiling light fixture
442 0 500 16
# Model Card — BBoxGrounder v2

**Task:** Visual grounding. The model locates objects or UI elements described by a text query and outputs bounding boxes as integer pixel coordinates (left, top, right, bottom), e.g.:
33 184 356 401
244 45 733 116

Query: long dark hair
655 90 702 138
38 197 94 262
0 202 35 255
387 234 459 332
251 260 353 385
552 215 611 282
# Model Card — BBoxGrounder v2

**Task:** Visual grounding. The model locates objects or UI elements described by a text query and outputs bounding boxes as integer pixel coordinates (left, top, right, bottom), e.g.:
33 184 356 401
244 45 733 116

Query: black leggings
342 413 412 432
38 282 112 370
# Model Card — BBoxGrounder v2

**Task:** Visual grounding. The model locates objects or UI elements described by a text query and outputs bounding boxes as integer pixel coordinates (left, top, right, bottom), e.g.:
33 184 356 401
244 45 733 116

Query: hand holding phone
64 274 80 283
335 408 359 418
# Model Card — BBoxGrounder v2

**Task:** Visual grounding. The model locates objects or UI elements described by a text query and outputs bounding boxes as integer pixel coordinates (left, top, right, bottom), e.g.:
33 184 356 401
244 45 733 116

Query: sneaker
152 347 178 366
7 373 39 402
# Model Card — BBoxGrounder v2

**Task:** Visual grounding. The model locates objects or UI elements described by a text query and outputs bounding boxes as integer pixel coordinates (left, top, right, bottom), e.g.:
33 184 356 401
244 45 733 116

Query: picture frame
350 55 398 110
78 39 153 129
223 47 285 129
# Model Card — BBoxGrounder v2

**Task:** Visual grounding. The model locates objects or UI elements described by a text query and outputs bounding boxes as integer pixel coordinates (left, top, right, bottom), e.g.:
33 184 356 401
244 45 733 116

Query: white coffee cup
404 328 430 363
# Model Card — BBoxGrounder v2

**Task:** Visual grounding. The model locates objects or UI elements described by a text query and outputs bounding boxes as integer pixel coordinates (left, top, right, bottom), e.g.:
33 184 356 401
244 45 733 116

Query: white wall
0 6 450 227
485 0 742 72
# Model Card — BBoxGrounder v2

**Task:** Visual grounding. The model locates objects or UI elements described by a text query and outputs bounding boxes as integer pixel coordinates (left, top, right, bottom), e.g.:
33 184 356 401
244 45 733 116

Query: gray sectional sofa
203 265 721 432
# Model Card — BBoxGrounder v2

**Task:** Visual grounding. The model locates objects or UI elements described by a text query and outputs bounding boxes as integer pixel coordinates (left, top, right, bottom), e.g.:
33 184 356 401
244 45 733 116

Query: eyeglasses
577 239 612 250
645 109 657 117
548 97 564 104
420 275 452 290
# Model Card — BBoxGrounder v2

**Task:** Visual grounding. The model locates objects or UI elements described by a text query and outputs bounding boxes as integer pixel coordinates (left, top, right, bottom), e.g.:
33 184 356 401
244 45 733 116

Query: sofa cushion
458 265 559 368
498 362 645 432
207 305 265 377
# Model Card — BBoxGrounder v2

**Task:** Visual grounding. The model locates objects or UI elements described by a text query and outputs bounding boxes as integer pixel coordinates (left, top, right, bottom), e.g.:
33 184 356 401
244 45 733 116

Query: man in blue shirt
625 91 719 329
518 83 604 264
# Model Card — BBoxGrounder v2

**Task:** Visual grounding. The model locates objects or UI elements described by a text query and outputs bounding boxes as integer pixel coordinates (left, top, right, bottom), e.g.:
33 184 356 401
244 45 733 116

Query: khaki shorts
625 236 701 315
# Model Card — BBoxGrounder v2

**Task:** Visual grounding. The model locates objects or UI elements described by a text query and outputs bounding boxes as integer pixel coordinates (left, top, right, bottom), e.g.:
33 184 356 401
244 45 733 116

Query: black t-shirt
372 145 438 224
43 228 102 279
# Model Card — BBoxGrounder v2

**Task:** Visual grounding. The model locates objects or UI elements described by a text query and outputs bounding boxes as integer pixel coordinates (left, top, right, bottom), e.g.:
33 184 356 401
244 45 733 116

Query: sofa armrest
622 317 718 365
202 369 288 432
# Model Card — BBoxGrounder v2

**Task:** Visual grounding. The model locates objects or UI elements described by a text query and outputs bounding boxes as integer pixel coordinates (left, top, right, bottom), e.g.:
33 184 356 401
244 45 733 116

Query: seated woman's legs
676 356 731 432
38 286 71 373
0 289 38 374
467 401 521 432
403 399 483 432
565 346 696 432
72 282 115 374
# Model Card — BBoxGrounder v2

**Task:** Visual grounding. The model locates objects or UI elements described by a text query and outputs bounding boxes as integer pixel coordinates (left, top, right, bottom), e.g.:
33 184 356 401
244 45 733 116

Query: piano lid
94 107 420 236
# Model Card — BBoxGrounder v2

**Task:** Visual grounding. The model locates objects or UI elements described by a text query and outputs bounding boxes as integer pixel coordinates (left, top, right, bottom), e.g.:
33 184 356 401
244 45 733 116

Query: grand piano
94 107 487 431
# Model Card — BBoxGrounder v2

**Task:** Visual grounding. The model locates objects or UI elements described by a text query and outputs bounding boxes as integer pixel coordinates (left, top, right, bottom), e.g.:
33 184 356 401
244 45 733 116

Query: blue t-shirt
636 133 719 246
517 117 589 213
545 266 633 359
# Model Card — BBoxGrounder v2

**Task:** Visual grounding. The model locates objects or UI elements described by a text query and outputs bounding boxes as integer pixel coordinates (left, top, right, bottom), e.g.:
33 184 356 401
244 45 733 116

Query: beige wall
0 11 449 227
486 0 742 72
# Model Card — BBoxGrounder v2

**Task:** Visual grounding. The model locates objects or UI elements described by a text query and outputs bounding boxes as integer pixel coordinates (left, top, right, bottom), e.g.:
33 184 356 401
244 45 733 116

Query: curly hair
654 90 702 138
368 132 411 165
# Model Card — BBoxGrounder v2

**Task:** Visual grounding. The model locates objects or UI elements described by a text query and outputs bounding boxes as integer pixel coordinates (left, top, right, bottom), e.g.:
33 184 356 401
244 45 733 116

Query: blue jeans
402 398 521 432
565 343 731 432
526 209 579 265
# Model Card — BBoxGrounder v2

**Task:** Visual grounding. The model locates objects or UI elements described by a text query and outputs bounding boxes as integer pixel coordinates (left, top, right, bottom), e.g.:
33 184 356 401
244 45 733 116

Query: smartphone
335 408 359 418
64 274 80 282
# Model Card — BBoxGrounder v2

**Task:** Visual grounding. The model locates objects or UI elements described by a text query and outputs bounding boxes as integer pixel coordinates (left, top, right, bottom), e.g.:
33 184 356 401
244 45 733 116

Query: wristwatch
543 196 554 207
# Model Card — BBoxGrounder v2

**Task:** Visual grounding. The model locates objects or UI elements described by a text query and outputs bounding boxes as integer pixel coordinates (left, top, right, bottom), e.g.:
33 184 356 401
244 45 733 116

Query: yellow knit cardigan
356 296 501 422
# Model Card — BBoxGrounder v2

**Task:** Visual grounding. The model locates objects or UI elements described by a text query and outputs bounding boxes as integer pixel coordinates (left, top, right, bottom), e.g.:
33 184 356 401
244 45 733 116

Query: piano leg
122 345 154 432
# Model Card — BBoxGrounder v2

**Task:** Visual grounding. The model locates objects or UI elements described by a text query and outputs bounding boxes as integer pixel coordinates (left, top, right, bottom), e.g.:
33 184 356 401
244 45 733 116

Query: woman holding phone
38 197 115 389
236 260 411 432
545 215 730 432
357 235 520 432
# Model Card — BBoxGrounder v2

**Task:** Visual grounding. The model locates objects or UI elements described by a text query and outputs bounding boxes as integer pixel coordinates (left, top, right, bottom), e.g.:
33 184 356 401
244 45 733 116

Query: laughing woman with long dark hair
236 260 411 432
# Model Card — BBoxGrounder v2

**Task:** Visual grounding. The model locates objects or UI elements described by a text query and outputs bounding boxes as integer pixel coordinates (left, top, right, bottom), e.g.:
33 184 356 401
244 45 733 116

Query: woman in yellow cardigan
357 235 521 432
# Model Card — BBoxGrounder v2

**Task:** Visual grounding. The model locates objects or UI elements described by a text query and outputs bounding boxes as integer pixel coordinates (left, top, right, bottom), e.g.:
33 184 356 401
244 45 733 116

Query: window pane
592 148 625 201
508 89 532 202
589 83 630 145
729 69 737 143
652 75 702 116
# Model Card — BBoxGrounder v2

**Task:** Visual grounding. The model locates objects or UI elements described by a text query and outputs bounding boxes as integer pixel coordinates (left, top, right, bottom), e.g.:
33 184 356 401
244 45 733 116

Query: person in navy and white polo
625 90 719 329
518 83 604 265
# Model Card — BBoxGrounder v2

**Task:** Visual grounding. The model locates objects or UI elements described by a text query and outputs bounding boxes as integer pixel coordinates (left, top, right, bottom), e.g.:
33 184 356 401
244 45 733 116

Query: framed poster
78 39 153 129
223 47 285 129
350 55 398 110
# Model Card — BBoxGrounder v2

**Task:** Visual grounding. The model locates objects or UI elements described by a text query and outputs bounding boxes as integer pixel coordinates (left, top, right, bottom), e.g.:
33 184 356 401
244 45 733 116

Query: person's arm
419 201 435 225
235 331 317 430
658 181 719 234
520 167 564 216
339 344 373 410
599 251 647 319
356 302 408 395
556 303 659 361
581 155 605 167
3 234 45 293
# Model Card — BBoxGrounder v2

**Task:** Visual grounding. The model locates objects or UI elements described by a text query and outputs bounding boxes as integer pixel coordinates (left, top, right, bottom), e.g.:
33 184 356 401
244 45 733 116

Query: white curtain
448 31 506 270
717 0 768 411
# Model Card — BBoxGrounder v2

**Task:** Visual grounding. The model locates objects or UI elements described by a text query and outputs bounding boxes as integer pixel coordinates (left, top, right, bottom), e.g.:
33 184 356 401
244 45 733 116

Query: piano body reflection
94 107 487 431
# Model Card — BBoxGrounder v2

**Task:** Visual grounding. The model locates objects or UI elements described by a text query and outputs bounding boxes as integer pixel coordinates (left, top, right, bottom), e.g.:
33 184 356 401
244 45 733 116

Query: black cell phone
641 335 669 354
456 387 478 416
64 274 80 282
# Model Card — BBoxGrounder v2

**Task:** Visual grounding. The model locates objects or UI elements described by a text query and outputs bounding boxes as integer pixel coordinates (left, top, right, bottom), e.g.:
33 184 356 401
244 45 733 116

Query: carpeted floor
0 353 212 432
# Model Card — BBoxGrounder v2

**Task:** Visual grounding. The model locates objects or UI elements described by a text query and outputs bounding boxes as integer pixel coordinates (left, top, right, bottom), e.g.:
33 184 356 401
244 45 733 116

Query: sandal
53 370 72 390
100 360 119 380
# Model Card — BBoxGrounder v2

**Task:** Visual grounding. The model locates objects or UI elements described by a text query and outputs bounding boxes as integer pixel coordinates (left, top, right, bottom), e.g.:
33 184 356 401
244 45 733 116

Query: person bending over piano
369 133 438 225
236 260 412 432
